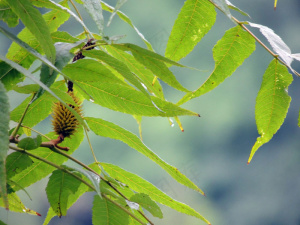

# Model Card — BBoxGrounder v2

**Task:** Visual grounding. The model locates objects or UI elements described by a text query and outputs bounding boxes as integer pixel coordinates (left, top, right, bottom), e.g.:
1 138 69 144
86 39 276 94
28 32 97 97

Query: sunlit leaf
0 192 41 216
51 31 79 43
165 0 216 61
130 193 163 219
105 45 164 99
113 43 189 92
86 117 204 194
248 59 293 163
0 81 9 209
101 163 210 224
178 25 255 105
7 0 56 63
92 195 129 225
83 50 152 100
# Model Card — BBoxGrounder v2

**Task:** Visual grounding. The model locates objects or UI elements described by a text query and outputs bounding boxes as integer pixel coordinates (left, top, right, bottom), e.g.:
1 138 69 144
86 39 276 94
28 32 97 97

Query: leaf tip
36 212 42 216
197 114 201 117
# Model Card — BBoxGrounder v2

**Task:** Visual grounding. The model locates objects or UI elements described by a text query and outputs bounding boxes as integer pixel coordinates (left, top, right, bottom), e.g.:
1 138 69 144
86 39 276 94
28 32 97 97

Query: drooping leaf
130 193 163 219
226 0 250 17
112 43 189 92
46 169 85 217
274 0 278 10
165 0 216 61
248 59 293 163
101 163 211 224
31 0 67 11
86 117 204 194
10 129 84 192
105 45 164 99
178 25 256 105
6 152 33 180
13 84 39 94
0 192 41 216
0 81 9 209
211 0 233 21
1 1 70 90
92 195 130 225
248 22 300 75
43 170 89 225
7 0 56 63
81 0 104 35
0 2 19 27
102 2 153 50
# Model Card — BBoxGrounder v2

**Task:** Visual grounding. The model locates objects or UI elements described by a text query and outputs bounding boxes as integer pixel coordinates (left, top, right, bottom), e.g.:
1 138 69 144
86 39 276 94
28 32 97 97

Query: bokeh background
1 0 300 224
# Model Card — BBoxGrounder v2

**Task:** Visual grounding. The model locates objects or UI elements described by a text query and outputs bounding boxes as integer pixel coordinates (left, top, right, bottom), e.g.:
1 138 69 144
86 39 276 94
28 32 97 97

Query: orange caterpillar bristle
52 91 83 138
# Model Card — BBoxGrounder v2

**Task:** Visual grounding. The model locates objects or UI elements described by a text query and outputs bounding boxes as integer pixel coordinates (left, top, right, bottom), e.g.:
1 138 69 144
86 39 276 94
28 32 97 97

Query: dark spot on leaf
211 82 215 85
53 17 56 20
236 34 240 37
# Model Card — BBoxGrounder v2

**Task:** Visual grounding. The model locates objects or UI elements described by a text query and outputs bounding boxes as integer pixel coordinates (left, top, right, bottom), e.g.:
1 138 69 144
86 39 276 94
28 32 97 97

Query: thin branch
102 194 147 225
10 94 35 139
207 0 300 77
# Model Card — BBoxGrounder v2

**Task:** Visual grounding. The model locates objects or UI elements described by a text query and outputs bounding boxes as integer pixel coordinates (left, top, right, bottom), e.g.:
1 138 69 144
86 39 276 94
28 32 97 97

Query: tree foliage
0 0 298 224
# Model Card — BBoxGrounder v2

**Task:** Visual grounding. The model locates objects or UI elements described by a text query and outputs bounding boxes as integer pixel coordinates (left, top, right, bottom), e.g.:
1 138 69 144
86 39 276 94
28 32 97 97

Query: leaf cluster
0 0 298 225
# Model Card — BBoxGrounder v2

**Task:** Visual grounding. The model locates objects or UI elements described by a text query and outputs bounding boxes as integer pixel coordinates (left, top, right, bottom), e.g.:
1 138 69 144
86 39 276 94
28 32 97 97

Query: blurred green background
1 0 300 224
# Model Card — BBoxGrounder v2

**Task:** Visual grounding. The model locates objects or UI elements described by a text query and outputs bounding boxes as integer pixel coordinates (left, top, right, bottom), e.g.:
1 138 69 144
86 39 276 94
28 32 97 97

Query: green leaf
248 59 293 163
0 61 23 91
1 2 70 90
13 84 39 94
178 25 256 105
130 193 163 219
105 45 164 99
51 31 79 43
1 56 88 130
0 192 41 216
112 43 189 92
17 135 42 150
7 0 56 64
102 2 153 50
81 0 104 35
43 171 89 225
101 163 211 224
31 0 67 11
165 0 216 61
46 169 84 217
0 2 19 27
6 152 33 180
10 129 84 192
83 49 153 100
86 117 204 194
0 81 9 209
62 58 126 84
35 40 85 100
92 195 129 225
